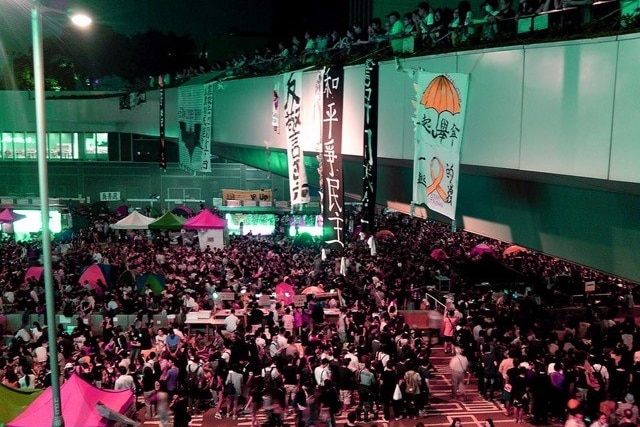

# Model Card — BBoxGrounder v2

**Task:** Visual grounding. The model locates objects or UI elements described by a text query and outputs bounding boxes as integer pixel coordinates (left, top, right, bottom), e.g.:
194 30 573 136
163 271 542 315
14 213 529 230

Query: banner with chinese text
200 82 213 173
159 77 166 170
413 72 469 220
362 59 379 233
283 71 310 206
321 66 345 249
177 85 205 173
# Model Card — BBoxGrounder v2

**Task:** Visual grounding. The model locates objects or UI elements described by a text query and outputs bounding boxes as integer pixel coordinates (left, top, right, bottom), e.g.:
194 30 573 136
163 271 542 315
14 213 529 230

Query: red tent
183 209 226 229
0 209 26 223
24 266 44 283
78 265 108 296
7 373 135 427
275 281 295 305
430 248 448 261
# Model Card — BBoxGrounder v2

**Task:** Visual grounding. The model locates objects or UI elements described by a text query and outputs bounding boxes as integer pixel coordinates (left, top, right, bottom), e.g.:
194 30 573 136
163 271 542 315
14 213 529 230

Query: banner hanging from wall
200 82 213 173
362 59 379 233
283 71 310 206
272 80 280 133
412 72 469 221
222 189 273 205
321 66 345 250
177 85 205 173
159 76 166 171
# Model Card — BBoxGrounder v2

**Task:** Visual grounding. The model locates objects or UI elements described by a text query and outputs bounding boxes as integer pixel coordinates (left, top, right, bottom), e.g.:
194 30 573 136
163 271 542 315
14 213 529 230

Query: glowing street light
31 2 92 426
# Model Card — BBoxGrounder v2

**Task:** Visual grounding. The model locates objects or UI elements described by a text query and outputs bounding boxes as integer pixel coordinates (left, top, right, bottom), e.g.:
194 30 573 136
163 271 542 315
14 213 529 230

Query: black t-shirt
282 363 298 385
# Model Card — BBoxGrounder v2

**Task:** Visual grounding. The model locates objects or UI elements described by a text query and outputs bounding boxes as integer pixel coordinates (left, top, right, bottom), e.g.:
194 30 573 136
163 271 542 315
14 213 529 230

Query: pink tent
78 265 108 296
183 209 226 229
24 266 44 283
470 243 495 257
430 248 448 261
7 373 134 427
0 209 26 223
275 282 295 305
184 210 226 250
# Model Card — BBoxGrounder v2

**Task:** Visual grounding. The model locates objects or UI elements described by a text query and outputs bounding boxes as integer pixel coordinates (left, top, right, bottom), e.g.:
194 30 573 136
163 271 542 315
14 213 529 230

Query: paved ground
138 346 550 427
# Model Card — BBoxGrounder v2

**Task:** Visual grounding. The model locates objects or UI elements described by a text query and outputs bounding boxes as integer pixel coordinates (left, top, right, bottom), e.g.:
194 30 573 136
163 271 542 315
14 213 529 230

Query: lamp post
31 2 91 426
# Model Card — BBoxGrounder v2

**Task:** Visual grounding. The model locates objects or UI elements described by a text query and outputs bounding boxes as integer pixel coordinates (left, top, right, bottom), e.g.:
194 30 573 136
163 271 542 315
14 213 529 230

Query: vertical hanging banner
200 82 213 173
272 81 280 133
158 76 166 170
283 71 310 206
362 59 379 233
321 66 345 249
177 85 205 173
413 72 469 220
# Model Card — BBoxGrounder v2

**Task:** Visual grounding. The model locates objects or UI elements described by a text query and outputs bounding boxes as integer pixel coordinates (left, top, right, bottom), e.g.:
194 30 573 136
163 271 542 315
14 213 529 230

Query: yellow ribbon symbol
426 157 447 201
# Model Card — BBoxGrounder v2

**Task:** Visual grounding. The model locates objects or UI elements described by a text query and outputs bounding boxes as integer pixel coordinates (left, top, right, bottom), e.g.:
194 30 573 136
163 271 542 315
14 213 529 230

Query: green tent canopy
136 273 166 296
148 212 186 230
0 384 43 427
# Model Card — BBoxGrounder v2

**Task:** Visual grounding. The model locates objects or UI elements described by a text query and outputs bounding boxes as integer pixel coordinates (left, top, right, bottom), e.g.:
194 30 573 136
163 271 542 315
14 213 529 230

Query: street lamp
31 2 91 426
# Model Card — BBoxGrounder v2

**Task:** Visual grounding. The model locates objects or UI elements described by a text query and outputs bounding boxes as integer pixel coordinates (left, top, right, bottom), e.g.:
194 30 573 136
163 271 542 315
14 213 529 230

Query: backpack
591 366 605 391
186 365 204 390
404 370 418 394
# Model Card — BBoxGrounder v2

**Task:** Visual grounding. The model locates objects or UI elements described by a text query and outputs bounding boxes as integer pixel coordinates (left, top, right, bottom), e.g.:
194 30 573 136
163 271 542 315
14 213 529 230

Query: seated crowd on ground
0 206 638 426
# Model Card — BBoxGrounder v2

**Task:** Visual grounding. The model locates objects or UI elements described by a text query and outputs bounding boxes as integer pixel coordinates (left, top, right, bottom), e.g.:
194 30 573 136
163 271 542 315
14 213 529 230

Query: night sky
1 0 350 61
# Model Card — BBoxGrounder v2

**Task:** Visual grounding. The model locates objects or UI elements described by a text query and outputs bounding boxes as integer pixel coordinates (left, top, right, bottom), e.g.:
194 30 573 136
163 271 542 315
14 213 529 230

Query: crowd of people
0 205 639 427
168 0 629 87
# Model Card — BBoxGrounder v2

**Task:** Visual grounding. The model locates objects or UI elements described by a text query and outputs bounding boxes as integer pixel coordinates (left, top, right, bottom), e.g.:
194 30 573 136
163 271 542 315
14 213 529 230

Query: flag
200 82 214 173
159 76 166 170
362 59 379 233
283 71 310 206
413 72 469 220
321 66 345 250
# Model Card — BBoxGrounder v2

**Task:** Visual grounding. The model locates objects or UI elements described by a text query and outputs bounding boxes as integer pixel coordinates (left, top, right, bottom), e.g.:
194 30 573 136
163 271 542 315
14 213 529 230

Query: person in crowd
449 346 469 401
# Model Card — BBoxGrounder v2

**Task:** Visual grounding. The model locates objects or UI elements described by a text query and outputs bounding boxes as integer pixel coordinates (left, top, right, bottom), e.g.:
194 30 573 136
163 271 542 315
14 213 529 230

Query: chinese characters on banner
99 192 121 202
283 71 310 206
200 83 213 173
159 77 166 170
362 59 379 233
321 66 345 249
413 73 469 221
177 85 205 173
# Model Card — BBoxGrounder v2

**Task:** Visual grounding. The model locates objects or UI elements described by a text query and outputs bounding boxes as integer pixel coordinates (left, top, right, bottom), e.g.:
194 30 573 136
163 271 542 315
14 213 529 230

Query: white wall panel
610 34 640 182
213 76 277 149
459 48 524 169
342 65 365 156
520 39 617 178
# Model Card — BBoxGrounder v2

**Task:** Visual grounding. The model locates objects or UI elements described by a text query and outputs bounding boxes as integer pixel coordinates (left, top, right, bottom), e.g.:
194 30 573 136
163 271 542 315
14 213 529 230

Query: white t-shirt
224 314 239 332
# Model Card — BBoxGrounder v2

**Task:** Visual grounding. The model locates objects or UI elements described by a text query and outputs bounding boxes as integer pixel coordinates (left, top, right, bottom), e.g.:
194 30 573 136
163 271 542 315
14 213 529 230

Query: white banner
283 71 310 206
200 83 213 173
177 85 205 173
413 72 469 220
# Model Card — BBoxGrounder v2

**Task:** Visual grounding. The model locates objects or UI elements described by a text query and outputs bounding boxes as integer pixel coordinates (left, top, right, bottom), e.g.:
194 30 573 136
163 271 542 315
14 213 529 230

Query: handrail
425 291 447 310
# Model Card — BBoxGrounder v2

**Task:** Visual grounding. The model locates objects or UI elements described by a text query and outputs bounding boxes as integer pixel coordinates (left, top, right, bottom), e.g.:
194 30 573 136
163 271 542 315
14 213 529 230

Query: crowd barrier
0 309 448 337
0 312 176 336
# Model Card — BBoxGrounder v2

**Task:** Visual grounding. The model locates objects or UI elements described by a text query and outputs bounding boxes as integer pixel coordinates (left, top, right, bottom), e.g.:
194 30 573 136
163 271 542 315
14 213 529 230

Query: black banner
159 77 166 170
321 66 345 250
362 59 378 233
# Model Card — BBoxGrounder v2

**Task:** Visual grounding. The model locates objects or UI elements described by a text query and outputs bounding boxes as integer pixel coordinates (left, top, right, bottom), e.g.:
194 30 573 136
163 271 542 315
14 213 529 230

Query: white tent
110 210 155 230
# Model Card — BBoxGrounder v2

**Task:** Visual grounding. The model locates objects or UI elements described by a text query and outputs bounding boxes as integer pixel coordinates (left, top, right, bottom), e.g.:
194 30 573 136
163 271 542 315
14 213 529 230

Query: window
1 132 13 159
13 133 26 159
96 133 108 160
48 133 61 159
